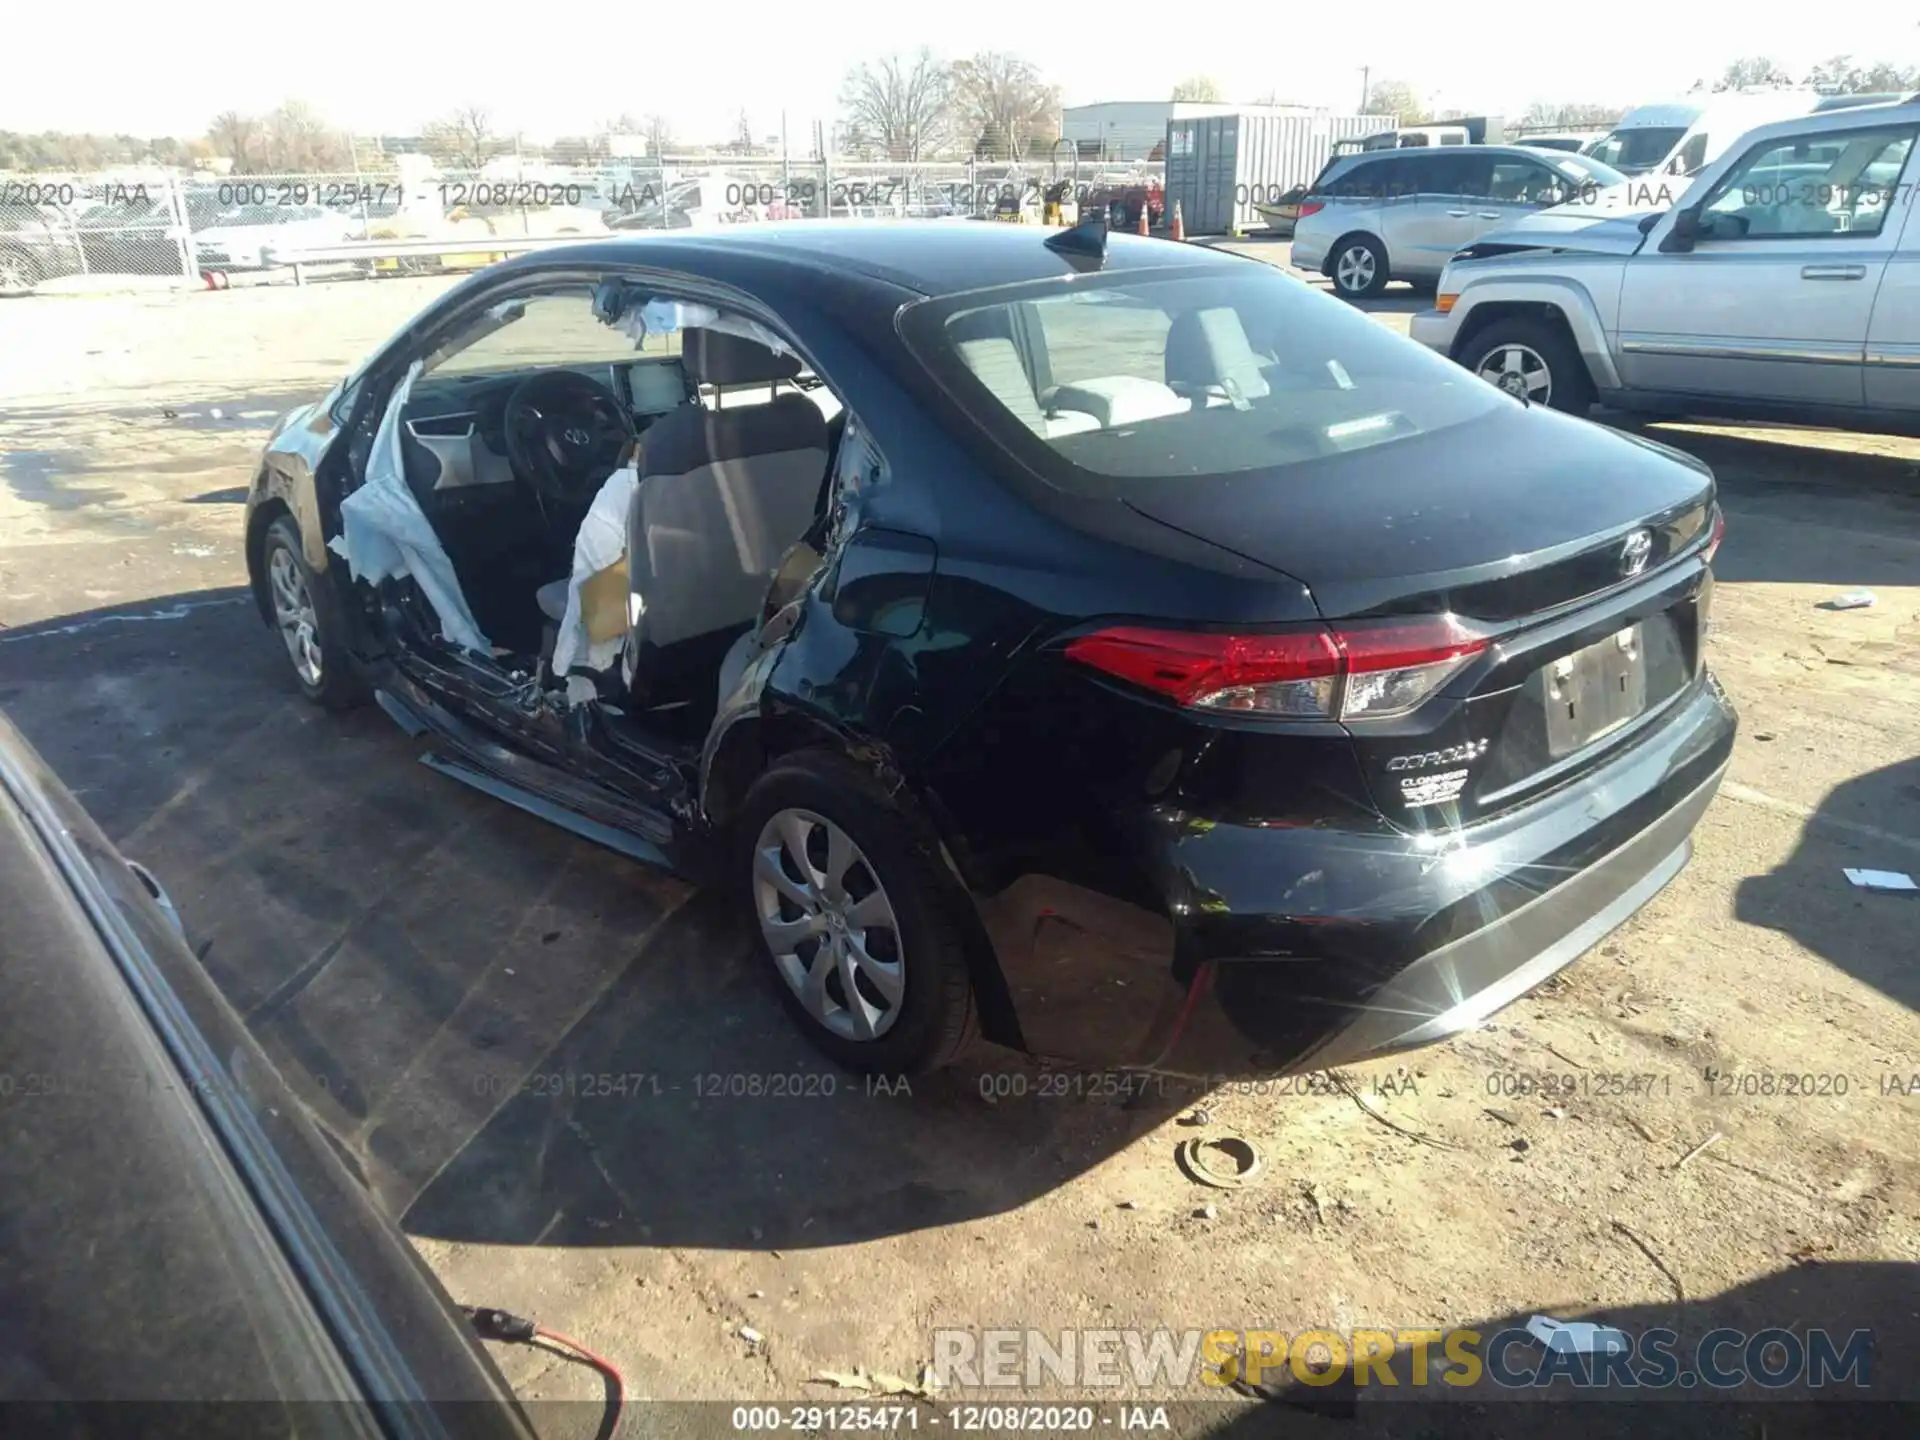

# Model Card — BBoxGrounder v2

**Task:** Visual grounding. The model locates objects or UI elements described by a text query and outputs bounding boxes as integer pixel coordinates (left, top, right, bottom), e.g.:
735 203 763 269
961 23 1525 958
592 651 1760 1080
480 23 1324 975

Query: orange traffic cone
1171 200 1186 242
1136 202 1149 237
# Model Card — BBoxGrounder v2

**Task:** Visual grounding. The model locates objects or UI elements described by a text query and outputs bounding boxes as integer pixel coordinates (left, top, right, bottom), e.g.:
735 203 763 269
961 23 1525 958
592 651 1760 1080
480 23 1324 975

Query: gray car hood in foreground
1470 175 1699 256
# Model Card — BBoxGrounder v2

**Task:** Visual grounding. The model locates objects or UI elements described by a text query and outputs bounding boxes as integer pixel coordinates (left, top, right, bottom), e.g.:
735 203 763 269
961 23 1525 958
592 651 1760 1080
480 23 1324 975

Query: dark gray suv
1291 145 1628 298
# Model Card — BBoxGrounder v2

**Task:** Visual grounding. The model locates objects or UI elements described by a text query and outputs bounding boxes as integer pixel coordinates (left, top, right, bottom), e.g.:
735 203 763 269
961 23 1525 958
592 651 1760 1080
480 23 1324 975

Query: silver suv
1290 146 1629 298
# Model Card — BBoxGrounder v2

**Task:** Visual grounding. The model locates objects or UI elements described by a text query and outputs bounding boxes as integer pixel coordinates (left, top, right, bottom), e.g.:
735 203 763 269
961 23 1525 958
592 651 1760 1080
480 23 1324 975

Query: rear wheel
1461 317 1595 415
1329 234 1389 299
262 516 367 711
738 753 977 1076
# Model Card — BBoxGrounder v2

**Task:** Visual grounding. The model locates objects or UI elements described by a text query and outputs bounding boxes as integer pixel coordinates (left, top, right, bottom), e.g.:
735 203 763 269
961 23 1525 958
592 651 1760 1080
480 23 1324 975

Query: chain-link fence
1 157 1168 293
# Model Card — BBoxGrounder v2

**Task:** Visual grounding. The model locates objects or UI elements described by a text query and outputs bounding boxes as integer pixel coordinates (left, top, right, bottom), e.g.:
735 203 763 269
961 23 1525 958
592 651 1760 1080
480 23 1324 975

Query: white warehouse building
1061 100 1324 160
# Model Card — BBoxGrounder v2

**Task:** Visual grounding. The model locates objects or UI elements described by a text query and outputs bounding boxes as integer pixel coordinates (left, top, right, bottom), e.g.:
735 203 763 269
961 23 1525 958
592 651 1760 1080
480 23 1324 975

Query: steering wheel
502 369 633 507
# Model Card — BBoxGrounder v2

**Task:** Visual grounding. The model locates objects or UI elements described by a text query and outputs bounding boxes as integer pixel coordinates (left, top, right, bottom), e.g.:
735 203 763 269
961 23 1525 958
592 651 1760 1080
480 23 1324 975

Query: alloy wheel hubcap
268 547 324 687
753 808 905 1041
1478 343 1553 404
1336 246 1375 292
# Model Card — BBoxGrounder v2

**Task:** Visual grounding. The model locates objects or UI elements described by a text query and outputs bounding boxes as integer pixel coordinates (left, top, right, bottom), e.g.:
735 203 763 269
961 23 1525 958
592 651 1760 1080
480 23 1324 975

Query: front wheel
261 516 367 711
1460 318 1595 415
738 753 978 1076
1329 234 1389 299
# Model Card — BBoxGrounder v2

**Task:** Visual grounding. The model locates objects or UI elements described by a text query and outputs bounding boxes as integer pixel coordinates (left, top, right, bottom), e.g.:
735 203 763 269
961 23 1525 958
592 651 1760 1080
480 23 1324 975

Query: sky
8 3 1919 145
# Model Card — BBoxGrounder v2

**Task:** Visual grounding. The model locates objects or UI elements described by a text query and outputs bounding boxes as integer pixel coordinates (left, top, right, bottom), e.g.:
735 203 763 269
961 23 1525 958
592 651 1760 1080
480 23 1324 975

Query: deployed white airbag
551 463 640 685
613 298 793 357
327 360 492 655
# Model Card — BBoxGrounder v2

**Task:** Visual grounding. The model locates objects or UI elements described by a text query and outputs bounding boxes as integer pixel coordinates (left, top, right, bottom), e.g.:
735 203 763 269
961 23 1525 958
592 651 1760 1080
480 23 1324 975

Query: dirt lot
2 264 1917 1437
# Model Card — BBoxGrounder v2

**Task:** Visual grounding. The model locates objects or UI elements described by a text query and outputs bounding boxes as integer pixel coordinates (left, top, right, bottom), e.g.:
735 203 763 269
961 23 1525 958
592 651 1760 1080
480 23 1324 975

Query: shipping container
1166 111 1388 235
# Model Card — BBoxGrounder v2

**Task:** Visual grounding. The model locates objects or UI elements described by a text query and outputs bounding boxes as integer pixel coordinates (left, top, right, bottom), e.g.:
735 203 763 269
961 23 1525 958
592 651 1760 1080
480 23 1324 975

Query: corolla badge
1386 738 1490 772
1620 529 1653 578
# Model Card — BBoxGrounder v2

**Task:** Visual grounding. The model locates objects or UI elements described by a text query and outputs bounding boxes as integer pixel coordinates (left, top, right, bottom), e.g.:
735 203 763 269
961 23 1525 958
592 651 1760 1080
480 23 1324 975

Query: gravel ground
1 265 1915 1438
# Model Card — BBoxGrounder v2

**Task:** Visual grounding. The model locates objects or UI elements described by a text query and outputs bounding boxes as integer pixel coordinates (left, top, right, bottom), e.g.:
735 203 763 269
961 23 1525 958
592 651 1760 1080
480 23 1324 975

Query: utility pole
1359 67 1371 112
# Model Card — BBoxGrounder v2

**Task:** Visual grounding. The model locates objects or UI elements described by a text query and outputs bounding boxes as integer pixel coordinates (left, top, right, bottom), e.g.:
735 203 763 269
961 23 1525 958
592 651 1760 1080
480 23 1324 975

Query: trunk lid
1122 400 1713 621
1122 401 1718 830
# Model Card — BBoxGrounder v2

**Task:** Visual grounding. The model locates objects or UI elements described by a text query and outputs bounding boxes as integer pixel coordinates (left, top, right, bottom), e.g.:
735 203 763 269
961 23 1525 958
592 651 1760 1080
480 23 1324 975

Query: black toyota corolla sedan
243 218 1735 1079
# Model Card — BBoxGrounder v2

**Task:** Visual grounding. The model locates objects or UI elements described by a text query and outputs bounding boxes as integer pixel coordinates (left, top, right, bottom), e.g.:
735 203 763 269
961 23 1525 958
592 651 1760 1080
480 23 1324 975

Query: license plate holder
1543 624 1648 758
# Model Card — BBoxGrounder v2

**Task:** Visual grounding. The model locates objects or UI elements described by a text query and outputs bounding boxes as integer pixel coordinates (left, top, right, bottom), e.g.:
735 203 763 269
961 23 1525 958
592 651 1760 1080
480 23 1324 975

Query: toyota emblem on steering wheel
561 426 592 447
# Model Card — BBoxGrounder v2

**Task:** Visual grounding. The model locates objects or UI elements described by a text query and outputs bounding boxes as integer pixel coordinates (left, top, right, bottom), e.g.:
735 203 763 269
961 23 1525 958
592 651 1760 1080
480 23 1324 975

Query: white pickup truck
1409 99 1920 433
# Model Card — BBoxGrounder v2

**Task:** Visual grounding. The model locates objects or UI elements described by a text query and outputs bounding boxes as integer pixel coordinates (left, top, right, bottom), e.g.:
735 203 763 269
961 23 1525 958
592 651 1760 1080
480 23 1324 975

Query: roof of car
532 219 1241 298
1741 97 1920 140
1335 144 1597 166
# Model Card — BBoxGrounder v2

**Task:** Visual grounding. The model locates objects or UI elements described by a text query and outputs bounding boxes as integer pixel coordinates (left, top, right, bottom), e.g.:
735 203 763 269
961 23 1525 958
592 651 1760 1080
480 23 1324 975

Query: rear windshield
900 266 1502 496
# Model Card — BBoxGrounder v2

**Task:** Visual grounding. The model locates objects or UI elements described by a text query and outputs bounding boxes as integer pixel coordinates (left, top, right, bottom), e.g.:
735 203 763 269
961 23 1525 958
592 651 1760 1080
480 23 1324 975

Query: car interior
377 283 845 742
1704 130 1916 237
946 288 1438 472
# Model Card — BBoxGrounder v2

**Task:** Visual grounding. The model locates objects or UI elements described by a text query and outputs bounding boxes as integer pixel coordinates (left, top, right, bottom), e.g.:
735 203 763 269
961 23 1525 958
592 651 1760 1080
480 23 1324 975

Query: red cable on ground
535 1325 626 1423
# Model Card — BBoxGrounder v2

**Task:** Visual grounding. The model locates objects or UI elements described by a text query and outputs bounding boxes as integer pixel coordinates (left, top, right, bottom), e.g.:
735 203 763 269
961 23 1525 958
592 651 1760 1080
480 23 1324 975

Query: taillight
1297 201 1325 217
1065 616 1489 722
1703 506 1725 565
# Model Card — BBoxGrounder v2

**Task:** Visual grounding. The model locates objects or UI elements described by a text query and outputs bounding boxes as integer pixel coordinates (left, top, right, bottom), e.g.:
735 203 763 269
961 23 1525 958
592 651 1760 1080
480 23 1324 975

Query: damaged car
245 219 1735 1078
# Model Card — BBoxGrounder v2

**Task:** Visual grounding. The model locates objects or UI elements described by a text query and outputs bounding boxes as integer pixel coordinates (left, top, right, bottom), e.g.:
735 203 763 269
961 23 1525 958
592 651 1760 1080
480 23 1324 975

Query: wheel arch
703 706 1024 1051
245 493 293 627
1447 278 1619 390
1323 229 1387 280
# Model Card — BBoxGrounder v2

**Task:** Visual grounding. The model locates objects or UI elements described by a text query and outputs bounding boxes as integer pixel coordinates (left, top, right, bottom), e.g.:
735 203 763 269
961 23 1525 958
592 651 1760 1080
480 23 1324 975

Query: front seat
1164 306 1272 404
628 327 829 692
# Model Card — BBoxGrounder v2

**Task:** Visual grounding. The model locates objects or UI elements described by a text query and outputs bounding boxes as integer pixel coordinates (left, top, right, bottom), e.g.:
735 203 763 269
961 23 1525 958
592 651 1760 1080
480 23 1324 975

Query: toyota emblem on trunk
1620 529 1653 578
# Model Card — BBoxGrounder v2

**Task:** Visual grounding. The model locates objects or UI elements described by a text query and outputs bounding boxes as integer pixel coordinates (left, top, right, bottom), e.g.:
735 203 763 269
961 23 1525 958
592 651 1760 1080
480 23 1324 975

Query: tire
0 247 41 297
737 751 978 1076
261 515 368 711
1328 233 1389 299
1459 317 1595 415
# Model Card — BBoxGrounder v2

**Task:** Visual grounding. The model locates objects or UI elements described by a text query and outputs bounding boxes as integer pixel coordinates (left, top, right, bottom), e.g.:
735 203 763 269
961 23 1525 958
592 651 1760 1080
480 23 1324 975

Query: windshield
1546 154 1629 187
1585 125 1689 173
902 268 1503 496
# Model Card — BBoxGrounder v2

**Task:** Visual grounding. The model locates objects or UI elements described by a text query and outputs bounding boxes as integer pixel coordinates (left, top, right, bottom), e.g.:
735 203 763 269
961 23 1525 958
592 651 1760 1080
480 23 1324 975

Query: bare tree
1360 79 1428 125
1712 57 1794 90
951 52 1060 161
207 111 259 172
643 114 674 158
1171 76 1224 103
840 50 952 162
1805 54 1920 92
1518 100 1625 128
422 106 499 170
258 101 351 172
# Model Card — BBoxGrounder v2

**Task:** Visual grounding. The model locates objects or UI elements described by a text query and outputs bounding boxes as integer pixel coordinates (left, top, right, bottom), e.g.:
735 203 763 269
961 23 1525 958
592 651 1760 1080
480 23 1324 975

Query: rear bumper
1287 235 1328 273
974 671 1736 1077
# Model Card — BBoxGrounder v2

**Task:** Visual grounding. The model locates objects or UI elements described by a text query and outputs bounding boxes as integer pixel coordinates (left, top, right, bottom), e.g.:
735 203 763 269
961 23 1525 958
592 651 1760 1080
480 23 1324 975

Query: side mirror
1659 206 1700 253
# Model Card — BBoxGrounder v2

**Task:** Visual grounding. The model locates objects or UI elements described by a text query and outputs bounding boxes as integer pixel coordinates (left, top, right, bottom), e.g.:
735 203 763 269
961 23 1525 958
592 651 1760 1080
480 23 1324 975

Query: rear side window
901 267 1502 496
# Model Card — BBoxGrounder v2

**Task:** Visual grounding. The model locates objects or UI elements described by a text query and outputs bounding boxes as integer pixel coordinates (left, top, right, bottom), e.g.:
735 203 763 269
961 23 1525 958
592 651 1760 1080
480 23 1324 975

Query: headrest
1163 307 1271 399
641 393 829 477
684 327 803 386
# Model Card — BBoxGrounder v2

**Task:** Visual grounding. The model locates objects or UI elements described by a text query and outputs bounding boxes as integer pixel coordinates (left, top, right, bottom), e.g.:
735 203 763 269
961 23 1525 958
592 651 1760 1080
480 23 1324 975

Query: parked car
0 709 537 1435
1410 100 1920 428
1512 131 1606 154
1291 145 1630 297
243 220 1734 1079
195 203 364 272
0 197 84 294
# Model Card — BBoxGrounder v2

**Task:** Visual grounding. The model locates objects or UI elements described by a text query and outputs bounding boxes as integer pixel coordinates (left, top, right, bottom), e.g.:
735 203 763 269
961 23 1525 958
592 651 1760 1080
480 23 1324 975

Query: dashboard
399 357 691 496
